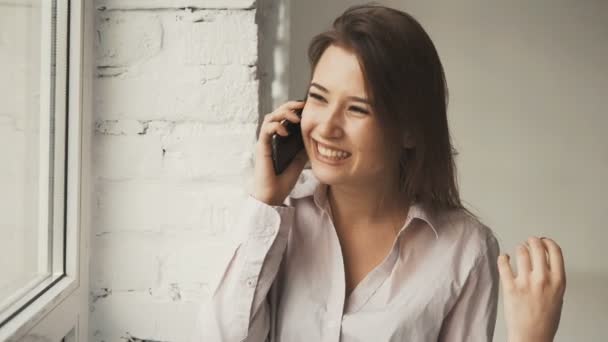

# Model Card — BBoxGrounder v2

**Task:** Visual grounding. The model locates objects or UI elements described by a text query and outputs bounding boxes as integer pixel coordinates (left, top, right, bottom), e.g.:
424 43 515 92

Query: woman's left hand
497 237 566 342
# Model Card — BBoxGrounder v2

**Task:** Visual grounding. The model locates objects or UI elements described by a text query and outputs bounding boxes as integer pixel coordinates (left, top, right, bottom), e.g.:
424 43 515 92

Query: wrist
508 333 553 342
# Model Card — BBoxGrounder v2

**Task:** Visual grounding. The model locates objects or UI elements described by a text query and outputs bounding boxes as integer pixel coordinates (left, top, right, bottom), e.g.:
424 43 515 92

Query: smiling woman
302 11 460 216
191 3 565 342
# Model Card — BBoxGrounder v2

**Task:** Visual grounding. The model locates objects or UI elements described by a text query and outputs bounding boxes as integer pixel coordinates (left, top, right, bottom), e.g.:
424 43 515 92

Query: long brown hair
308 3 467 214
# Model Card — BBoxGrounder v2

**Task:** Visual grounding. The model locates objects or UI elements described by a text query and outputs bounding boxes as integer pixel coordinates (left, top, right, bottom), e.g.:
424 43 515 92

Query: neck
327 176 410 232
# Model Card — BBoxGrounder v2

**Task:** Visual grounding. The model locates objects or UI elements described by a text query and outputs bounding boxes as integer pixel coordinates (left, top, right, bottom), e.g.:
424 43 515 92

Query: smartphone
271 105 305 175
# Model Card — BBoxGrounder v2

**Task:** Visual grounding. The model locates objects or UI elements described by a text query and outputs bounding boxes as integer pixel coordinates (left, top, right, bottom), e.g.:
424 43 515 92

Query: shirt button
264 225 275 235
246 278 257 288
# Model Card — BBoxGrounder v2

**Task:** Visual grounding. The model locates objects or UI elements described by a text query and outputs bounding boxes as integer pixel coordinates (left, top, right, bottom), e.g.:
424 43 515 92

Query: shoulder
435 208 501 266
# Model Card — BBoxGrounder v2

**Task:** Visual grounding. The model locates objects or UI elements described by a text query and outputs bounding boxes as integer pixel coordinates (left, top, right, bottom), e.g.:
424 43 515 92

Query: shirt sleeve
190 194 295 342
438 234 500 342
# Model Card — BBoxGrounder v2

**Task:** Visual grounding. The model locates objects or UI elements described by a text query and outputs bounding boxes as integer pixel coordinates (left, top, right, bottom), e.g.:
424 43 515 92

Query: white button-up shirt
191 170 500 341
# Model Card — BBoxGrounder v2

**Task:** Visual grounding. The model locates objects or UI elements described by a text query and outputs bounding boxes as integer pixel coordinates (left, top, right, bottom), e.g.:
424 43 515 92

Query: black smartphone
271 105 305 175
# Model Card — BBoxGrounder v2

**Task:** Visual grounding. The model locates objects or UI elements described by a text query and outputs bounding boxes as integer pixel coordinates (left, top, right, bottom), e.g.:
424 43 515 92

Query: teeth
317 142 350 160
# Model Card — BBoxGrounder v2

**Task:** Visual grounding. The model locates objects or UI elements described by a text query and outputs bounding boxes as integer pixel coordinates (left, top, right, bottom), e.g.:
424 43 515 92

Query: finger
265 122 289 137
277 100 306 113
264 109 302 125
258 122 289 150
541 238 566 285
516 243 532 277
279 112 302 127
497 254 515 291
527 236 548 277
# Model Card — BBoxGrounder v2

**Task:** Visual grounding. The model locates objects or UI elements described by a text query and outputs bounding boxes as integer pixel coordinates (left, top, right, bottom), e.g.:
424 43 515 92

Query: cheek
357 131 389 160
300 116 312 138
300 117 314 151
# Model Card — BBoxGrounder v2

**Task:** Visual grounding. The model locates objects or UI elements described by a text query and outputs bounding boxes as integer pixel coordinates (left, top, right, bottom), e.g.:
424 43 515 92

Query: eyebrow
309 82 371 105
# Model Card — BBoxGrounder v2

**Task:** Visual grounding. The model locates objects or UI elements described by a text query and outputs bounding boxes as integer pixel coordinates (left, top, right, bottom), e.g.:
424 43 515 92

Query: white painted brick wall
91 1 266 340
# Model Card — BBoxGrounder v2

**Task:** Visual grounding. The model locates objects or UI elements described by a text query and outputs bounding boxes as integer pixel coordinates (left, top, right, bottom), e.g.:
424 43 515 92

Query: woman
192 4 565 341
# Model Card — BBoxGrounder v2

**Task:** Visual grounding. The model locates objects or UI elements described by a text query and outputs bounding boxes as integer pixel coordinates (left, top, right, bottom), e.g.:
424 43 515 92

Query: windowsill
0 274 77 341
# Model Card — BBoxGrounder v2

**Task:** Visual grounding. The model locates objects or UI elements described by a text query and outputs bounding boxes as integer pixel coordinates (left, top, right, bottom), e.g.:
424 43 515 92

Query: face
301 44 400 187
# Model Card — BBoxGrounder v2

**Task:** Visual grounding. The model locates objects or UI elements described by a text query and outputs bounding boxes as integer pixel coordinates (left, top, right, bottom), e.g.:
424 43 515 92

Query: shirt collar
290 170 440 239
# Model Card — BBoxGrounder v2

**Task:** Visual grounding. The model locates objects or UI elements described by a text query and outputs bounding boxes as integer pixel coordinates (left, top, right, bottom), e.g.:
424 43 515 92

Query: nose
316 105 344 138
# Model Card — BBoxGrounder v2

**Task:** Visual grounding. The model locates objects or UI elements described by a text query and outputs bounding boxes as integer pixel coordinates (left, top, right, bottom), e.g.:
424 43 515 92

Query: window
0 0 90 340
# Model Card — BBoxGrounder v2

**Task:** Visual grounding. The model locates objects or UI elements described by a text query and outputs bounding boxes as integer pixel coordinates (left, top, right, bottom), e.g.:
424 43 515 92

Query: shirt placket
323 206 347 342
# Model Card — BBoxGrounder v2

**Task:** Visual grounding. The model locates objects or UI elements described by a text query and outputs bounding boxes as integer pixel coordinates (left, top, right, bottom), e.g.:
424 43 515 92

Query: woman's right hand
252 100 309 206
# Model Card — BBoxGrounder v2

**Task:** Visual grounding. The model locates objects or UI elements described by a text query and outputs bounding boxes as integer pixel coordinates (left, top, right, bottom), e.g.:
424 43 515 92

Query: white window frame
0 0 91 340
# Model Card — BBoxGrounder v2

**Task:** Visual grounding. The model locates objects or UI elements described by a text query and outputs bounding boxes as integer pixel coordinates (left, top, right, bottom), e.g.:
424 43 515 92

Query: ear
402 132 414 149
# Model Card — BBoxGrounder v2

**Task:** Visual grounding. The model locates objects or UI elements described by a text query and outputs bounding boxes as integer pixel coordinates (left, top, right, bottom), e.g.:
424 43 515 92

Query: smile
313 139 352 162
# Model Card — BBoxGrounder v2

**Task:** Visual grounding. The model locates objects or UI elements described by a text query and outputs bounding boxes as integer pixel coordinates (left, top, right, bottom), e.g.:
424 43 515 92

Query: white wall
90 0 268 340
289 0 608 341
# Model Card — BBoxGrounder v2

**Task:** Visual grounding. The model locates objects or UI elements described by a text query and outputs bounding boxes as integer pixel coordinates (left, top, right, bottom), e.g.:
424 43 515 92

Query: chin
310 163 348 186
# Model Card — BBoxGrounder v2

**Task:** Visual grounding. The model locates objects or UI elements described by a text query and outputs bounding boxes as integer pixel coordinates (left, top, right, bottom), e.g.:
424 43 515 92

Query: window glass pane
0 0 53 310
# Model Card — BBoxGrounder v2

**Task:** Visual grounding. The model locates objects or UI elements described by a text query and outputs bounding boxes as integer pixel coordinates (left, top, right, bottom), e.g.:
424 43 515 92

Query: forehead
311 45 368 96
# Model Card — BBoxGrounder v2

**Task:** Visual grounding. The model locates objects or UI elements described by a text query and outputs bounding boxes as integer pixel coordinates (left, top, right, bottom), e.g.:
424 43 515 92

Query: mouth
313 139 352 164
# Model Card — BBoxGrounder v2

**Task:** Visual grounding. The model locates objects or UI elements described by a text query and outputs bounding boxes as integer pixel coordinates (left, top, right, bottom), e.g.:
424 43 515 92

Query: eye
308 92 326 102
349 106 369 114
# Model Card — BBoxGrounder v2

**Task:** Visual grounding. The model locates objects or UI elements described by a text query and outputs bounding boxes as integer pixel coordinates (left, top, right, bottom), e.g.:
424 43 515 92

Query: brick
160 122 257 181
91 231 164 290
93 121 257 180
90 230 234 301
159 232 236 287
93 133 164 180
93 179 246 233
183 10 257 66
95 119 147 135
96 11 163 67
95 64 258 122
89 290 200 342
95 9 259 121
